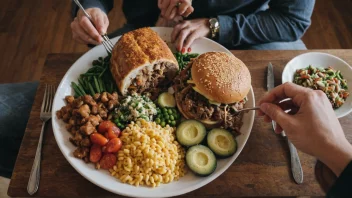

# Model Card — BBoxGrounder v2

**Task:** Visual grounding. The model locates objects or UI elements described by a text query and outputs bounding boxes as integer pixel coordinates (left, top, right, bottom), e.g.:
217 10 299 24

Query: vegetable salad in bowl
293 65 349 109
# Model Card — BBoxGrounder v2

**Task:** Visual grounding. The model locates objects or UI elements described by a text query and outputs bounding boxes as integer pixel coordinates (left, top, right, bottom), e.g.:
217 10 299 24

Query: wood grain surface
8 50 352 197
1 0 352 84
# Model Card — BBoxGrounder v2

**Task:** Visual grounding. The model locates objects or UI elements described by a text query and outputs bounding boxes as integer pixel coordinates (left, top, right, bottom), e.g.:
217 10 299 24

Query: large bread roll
110 27 179 95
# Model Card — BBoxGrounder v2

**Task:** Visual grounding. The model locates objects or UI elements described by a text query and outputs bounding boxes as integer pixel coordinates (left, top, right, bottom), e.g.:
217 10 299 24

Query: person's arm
213 0 315 48
327 161 352 197
71 0 114 18
258 82 352 197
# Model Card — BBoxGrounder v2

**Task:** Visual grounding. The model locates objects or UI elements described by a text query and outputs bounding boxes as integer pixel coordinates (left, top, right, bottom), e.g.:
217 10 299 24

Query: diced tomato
89 144 102 163
104 126 121 139
90 132 108 146
105 138 122 153
343 92 350 98
187 47 191 52
99 154 117 169
301 74 309 79
98 121 115 134
101 146 107 153
181 47 186 54
110 126 121 137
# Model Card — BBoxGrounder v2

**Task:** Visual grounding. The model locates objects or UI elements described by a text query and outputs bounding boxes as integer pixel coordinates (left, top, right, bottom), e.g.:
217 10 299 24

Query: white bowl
282 52 352 118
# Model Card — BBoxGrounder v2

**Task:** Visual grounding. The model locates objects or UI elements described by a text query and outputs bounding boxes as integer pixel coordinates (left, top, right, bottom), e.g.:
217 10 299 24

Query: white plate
52 27 255 197
282 52 352 118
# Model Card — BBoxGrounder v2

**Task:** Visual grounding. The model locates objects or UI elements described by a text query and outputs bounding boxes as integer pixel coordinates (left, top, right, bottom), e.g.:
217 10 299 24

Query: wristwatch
209 18 220 39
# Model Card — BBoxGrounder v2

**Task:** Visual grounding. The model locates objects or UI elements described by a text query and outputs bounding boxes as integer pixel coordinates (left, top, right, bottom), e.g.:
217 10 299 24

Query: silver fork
234 106 260 115
73 0 114 54
27 84 55 195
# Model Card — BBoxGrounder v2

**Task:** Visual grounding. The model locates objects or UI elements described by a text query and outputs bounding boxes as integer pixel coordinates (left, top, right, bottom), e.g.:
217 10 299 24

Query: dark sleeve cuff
71 0 113 18
217 15 240 47
327 160 352 198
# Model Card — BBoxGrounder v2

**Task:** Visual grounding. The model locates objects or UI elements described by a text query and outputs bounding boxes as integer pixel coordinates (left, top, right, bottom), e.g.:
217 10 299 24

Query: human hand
171 18 210 52
155 15 183 27
258 82 352 176
70 8 109 45
158 0 194 20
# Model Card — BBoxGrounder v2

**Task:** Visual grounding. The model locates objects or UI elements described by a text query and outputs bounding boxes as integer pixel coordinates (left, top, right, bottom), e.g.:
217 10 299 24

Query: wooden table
8 50 352 197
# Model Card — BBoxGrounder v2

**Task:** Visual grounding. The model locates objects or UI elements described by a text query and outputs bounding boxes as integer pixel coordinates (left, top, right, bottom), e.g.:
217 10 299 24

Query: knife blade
267 62 275 91
267 63 276 131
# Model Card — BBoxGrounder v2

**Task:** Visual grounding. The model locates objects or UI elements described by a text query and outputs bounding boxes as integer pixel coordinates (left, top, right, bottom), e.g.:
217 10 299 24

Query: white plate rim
51 27 255 197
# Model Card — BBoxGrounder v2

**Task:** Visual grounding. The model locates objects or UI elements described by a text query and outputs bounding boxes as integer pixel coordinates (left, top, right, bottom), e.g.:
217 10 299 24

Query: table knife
267 63 276 131
267 62 303 184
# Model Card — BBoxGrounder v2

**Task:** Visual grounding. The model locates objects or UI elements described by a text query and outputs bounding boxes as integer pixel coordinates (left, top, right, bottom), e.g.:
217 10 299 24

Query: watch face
209 18 219 28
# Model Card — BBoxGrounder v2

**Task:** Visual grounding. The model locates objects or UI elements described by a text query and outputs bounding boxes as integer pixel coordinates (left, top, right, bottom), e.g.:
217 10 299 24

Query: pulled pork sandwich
110 27 179 96
174 52 251 134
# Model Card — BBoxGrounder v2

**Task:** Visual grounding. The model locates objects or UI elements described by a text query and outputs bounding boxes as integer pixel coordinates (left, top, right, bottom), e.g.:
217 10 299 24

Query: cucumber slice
157 92 176 107
186 145 217 176
176 120 206 147
207 128 237 158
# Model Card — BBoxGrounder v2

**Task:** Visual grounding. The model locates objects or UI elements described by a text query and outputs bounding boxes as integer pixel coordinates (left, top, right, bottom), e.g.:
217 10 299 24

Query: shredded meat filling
128 62 177 98
174 63 246 135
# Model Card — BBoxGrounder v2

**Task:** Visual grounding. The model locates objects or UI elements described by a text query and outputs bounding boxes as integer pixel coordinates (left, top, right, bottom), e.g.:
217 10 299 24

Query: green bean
98 78 104 92
78 78 86 91
88 82 96 95
99 67 107 78
93 76 101 93
71 82 83 97
81 73 98 76
100 79 106 92
77 83 87 95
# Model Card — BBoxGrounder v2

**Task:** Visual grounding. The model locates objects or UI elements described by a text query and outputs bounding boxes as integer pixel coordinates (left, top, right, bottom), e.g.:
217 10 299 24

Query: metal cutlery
27 84 55 195
267 63 303 184
234 106 260 115
73 0 114 54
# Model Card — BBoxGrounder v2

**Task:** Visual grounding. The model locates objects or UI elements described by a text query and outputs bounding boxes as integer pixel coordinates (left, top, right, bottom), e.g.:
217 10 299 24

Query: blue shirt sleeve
216 0 315 48
71 0 114 18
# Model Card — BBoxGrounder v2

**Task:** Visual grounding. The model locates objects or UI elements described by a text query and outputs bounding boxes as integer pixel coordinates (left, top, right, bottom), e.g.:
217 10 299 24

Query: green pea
163 112 168 117
167 119 171 124
162 108 168 113
171 121 176 126
156 108 161 114
120 124 125 129
161 122 166 127
155 118 161 124
165 115 170 120
170 115 174 121
172 109 177 114
168 109 173 115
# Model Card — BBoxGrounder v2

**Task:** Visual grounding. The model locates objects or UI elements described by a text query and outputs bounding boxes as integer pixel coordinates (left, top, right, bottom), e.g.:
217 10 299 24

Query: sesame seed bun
191 52 251 104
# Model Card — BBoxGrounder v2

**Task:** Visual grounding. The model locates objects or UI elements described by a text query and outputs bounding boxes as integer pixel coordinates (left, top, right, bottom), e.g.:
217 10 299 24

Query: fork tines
41 84 55 114
102 34 114 54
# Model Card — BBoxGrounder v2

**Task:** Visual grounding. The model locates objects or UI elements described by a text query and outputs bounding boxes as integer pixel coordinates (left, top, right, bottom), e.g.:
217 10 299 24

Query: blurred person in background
70 0 315 51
